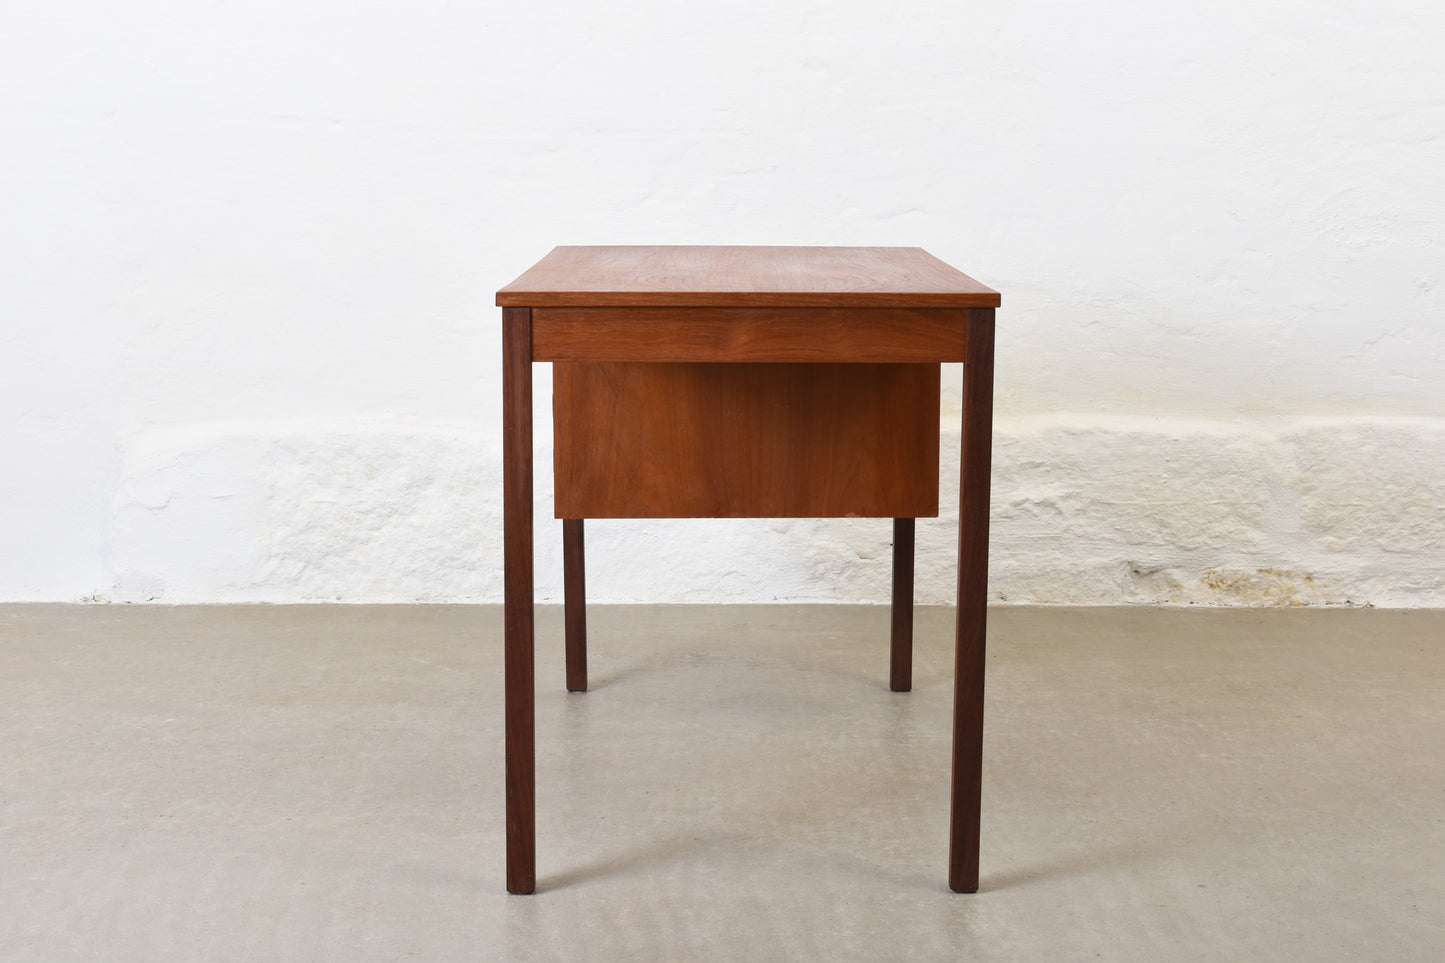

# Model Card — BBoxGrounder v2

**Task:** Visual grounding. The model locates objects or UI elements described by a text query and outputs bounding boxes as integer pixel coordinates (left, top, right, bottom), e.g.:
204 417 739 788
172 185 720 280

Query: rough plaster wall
104 415 1445 606
4 0 1444 605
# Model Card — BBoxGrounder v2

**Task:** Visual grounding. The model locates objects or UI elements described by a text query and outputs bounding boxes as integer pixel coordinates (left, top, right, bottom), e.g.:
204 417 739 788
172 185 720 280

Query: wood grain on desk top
496 246 1000 308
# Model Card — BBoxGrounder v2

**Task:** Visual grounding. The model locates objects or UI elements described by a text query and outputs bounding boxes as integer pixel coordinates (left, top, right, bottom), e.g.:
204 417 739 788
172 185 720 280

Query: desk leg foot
503 306 536 895
890 517 915 692
563 518 588 692
949 307 993 895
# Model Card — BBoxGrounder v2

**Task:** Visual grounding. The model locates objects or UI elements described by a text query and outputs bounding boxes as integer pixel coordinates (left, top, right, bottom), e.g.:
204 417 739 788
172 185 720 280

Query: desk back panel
553 361 941 519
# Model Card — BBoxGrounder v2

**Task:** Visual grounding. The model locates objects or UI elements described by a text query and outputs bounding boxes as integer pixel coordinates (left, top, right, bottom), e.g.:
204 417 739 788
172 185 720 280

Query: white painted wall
3 0 1442 605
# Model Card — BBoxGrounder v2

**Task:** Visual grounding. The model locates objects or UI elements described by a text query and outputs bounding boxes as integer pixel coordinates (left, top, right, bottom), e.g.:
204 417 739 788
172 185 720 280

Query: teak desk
497 246 998 894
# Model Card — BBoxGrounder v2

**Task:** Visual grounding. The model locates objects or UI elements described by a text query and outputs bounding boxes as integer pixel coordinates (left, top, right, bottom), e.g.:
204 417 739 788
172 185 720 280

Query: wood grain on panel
532 307 968 363
553 362 941 519
499 246 1000 308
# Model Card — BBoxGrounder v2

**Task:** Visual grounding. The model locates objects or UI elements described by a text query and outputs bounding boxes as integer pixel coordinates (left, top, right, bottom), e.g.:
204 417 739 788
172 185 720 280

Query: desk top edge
496 246 1001 307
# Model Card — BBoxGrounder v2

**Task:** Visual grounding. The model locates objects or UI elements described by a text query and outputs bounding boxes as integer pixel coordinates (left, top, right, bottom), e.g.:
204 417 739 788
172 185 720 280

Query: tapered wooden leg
949 307 994 894
563 518 588 692
502 306 536 895
890 518 915 692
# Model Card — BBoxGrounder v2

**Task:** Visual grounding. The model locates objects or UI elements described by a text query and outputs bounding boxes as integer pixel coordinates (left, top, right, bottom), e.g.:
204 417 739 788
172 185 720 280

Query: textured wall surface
99 415 1445 606
4 1 1443 604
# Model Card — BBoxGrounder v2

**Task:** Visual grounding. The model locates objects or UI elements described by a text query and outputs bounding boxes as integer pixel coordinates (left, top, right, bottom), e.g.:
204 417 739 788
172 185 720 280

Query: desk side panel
553 362 941 519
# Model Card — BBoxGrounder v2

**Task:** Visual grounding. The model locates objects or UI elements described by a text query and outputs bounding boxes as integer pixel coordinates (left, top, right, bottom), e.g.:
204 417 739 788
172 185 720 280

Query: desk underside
553 362 941 519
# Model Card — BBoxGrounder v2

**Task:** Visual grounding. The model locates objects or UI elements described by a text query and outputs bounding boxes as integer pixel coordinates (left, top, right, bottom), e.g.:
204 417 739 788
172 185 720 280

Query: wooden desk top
497 246 1000 308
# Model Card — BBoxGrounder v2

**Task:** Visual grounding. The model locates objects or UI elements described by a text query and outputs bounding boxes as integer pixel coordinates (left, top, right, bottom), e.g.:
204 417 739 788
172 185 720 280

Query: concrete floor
1 604 1442 961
